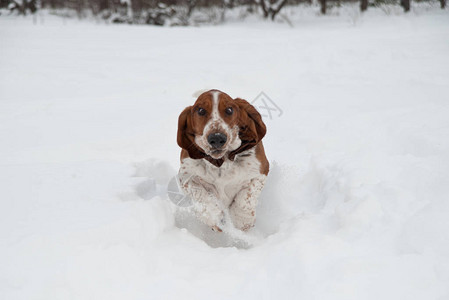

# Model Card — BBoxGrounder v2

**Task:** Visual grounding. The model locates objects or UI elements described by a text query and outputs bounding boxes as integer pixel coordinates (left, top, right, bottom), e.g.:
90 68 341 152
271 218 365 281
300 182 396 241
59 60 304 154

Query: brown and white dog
177 89 269 232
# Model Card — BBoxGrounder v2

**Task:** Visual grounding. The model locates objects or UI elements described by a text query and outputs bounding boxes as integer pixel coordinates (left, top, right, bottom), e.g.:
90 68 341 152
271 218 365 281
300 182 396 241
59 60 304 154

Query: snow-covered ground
1 7 449 299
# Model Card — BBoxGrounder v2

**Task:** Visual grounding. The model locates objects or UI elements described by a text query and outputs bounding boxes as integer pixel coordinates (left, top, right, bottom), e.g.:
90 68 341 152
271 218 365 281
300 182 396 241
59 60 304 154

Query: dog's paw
209 215 226 233
240 223 254 232
211 225 222 232
229 206 256 232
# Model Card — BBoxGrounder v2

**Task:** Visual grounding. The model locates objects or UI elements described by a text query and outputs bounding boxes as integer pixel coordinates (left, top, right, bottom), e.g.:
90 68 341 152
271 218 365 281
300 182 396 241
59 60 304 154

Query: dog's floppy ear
177 106 205 159
229 98 266 160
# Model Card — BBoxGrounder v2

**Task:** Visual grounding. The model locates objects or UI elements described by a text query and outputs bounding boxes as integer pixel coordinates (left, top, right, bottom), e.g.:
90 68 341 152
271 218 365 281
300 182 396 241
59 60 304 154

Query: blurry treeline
1 0 446 24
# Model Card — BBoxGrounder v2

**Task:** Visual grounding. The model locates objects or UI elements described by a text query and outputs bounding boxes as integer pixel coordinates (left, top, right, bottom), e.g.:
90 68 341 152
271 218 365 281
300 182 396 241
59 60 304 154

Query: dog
177 89 269 232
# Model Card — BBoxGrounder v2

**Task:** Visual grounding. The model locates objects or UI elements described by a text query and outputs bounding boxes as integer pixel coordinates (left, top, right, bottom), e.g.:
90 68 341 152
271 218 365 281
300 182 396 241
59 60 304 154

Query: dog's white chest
180 149 262 207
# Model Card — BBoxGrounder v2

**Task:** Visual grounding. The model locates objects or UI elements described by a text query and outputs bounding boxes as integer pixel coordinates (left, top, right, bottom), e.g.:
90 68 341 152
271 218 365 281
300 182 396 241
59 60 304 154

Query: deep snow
1 6 449 300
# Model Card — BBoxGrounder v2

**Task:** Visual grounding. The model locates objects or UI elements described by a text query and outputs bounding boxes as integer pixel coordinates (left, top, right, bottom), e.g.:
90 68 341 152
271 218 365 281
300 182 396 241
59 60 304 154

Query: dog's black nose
207 133 227 149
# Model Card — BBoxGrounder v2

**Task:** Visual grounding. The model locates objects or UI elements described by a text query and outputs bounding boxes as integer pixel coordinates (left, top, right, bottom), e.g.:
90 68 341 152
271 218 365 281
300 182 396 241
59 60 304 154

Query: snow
1 7 449 299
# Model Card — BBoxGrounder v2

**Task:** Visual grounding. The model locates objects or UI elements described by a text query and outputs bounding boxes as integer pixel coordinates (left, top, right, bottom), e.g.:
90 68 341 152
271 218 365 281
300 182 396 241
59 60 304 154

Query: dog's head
177 89 266 161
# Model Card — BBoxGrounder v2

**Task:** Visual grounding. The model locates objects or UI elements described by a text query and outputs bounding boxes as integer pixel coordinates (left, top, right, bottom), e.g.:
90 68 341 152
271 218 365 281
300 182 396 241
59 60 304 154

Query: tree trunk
320 0 326 14
187 0 196 17
441 0 446 9
99 0 109 11
400 0 410 12
270 0 287 20
131 0 142 19
360 0 368 11
260 0 269 18
76 0 84 18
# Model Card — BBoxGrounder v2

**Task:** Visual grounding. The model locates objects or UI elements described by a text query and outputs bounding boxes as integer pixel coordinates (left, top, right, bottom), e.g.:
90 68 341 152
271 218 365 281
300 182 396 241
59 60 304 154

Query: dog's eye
225 107 233 115
197 108 206 116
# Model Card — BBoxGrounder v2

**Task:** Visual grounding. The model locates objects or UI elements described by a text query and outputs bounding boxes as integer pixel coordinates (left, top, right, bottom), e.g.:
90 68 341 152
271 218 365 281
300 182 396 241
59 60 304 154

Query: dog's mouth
209 149 225 159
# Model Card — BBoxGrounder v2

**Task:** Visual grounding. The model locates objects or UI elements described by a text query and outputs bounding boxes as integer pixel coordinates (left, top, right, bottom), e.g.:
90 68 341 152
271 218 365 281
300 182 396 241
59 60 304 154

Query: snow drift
1 7 449 300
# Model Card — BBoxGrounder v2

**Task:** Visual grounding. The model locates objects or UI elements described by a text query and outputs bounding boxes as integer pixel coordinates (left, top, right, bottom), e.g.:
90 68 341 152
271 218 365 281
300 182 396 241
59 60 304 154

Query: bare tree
7 0 443 24
360 0 368 11
400 0 410 12
320 0 326 14
259 0 288 20
186 0 196 17
131 0 143 19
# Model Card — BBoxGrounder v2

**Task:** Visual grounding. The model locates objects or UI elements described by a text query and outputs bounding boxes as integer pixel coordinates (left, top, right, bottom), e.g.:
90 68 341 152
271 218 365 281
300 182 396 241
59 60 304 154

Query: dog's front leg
179 174 224 232
229 177 266 231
